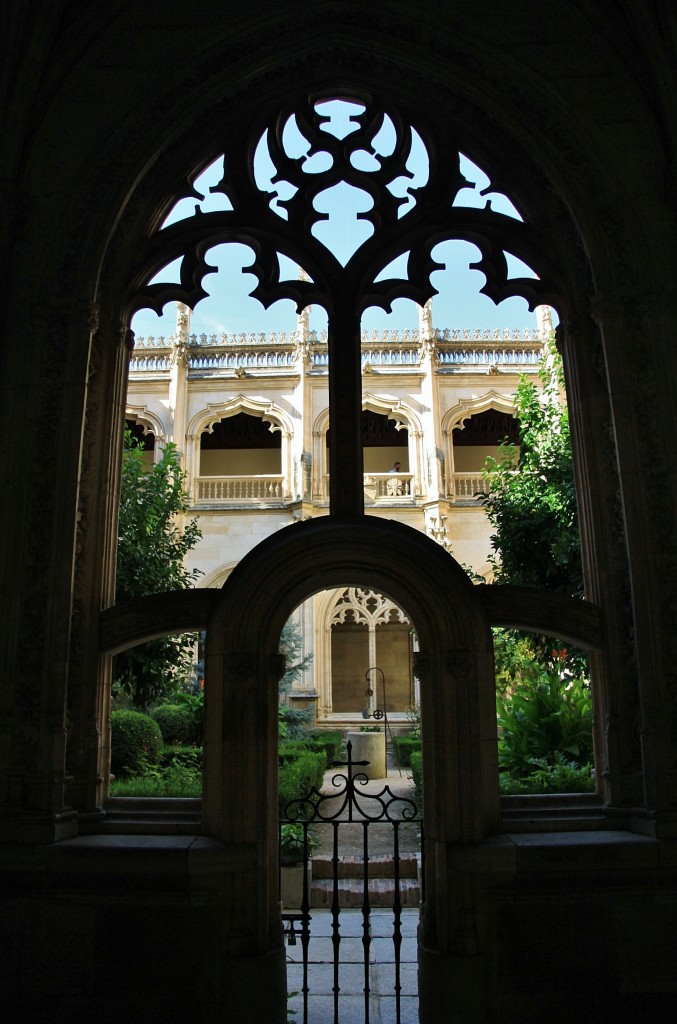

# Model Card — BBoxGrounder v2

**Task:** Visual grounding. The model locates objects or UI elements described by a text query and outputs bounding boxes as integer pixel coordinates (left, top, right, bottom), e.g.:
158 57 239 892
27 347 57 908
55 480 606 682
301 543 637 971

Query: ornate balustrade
128 352 173 371
129 327 545 375
437 342 542 368
195 475 287 502
451 473 490 501
193 471 491 505
189 348 296 370
363 473 414 499
319 474 415 501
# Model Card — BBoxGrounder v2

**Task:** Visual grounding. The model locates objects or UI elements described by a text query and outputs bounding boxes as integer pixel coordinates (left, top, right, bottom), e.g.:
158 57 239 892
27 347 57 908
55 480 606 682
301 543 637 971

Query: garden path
313 765 421 860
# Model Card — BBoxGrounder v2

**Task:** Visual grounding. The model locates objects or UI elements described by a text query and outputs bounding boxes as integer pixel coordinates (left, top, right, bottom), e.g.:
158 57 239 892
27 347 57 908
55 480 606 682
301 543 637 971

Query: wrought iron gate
280 740 423 1024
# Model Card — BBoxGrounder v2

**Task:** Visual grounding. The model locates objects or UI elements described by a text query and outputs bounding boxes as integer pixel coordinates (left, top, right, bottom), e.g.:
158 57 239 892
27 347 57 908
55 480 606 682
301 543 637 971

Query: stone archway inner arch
202 515 498 970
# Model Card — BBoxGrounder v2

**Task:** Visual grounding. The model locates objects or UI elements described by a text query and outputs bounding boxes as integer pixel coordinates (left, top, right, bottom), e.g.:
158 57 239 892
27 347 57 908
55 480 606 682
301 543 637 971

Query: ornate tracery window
128 91 556 520
327 588 414 716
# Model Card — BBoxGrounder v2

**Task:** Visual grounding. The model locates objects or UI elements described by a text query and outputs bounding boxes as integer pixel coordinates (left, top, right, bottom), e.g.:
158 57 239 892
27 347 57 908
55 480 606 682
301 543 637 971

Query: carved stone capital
171 339 189 366
226 651 256 683
52 299 101 335
412 651 431 681
82 301 100 335
446 648 473 681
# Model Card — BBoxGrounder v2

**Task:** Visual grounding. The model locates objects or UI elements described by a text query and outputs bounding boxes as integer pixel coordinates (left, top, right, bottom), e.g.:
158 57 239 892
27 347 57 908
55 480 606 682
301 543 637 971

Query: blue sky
132 101 544 340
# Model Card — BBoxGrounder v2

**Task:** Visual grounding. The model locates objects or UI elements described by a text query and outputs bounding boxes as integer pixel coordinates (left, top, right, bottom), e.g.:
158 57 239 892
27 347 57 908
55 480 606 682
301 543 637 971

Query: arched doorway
108 86 605 1022
204 514 497 994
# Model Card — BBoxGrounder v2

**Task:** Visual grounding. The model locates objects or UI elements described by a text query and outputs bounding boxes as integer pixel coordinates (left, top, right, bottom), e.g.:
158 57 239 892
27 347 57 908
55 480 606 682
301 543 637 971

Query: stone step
500 793 608 832
310 877 420 908
93 797 202 835
97 819 202 835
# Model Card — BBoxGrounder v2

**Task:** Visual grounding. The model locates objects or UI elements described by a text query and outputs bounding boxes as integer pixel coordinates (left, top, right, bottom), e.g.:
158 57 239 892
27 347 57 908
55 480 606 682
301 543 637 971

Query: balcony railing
195 475 287 502
192 472 490 505
363 473 414 499
451 473 490 502
129 327 545 375
318 474 415 502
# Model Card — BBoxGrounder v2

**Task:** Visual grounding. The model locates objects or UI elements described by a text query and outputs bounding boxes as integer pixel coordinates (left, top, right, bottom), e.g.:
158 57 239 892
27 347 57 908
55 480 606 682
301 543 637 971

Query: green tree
482 336 582 599
113 429 203 708
278 617 314 739
482 339 593 790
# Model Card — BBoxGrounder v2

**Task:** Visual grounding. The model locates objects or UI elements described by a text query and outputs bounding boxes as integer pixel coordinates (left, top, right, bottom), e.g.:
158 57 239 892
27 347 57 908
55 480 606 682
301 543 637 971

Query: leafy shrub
279 750 327 816
392 735 421 768
151 704 199 746
172 690 204 745
158 745 203 772
410 750 423 812
405 704 421 740
496 666 593 780
110 709 163 777
499 753 594 794
109 757 202 797
280 822 320 864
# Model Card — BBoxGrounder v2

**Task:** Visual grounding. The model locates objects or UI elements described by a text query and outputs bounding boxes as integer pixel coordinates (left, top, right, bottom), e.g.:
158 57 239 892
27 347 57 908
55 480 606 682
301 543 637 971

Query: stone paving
286 908 419 1024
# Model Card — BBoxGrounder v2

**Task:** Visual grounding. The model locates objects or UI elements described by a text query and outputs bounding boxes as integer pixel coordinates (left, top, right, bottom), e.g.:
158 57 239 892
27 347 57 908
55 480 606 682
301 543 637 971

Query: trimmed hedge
151 703 199 746
410 750 423 812
279 740 313 764
279 732 344 766
111 709 163 777
392 735 421 768
279 749 327 816
306 730 343 764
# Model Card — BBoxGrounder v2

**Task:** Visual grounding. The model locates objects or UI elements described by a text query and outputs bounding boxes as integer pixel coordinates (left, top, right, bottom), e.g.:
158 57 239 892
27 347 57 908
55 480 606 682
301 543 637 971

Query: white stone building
127 303 550 727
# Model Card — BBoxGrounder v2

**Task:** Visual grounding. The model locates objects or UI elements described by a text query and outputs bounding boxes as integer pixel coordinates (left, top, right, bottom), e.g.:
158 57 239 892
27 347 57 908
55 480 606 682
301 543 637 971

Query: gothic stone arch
203 515 498 966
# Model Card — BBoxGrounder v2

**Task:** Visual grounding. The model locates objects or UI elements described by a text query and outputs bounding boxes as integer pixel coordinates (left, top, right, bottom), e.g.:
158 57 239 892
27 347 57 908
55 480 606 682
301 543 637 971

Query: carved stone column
579 297 677 834
168 302 190 452
66 312 132 819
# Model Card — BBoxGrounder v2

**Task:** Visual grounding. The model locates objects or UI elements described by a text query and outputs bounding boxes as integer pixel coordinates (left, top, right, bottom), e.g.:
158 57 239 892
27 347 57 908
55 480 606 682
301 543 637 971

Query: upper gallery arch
126 88 563 325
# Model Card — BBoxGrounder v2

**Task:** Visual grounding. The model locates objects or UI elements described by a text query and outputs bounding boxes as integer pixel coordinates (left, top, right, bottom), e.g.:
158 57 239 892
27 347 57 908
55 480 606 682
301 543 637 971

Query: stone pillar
0 300 104 841
418 300 444 502
586 297 677 835
293 300 313 502
416 630 500 1024
203 636 287 1021
327 300 363 517
169 302 190 452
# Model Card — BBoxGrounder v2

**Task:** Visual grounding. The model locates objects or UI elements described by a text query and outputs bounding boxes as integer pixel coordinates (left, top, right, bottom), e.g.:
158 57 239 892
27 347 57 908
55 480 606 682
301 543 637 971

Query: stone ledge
10 834 259 880
444 830 676 876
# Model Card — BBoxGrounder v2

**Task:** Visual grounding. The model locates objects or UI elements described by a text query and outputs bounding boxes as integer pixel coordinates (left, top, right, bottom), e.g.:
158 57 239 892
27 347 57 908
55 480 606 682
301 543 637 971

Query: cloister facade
127 303 549 724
